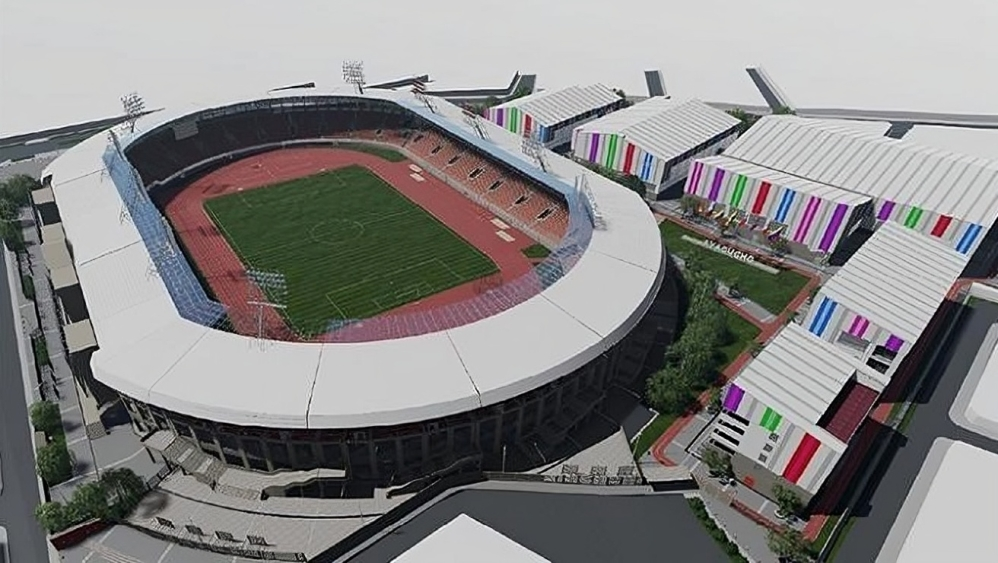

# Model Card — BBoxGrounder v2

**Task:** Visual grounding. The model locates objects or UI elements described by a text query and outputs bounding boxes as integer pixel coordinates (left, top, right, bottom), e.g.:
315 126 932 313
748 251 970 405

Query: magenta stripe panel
723 385 745 412
885 335 904 352
877 200 896 221
687 162 704 195
818 203 849 252
794 196 821 242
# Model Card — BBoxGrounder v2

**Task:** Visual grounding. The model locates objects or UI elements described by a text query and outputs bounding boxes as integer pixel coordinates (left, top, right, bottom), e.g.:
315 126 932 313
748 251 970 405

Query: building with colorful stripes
485 84 626 149
802 222 967 381
570 98 740 196
684 155 875 256
720 116 998 258
711 324 878 500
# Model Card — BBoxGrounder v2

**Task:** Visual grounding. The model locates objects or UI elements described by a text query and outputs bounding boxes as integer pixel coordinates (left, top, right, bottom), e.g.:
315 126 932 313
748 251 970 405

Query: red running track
159 147 538 341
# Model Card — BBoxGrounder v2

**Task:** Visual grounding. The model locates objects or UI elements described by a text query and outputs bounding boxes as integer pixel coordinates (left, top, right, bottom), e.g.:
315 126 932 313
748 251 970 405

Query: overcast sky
1 0 996 137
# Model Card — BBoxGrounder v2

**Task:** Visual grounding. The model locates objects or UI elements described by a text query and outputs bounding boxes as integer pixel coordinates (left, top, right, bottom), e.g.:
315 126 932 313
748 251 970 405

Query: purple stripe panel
885 335 905 353
794 196 821 242
877 200 896 221
818 203 850 252
723 385 745 412
495 108 505 127
687 161 704 194
707 169 726 202
588 133 600 162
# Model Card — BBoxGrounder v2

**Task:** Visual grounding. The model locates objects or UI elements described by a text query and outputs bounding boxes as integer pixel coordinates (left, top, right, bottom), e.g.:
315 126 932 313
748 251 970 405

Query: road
0 250 50 563
834 300 998 561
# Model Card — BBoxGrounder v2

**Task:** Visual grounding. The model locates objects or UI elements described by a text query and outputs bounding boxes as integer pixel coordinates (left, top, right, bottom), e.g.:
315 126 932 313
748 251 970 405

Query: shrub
36 439 73 486
21 274 35 299
70 482 111 522
35 502 71 534
30 400 63 438
687 497 750 562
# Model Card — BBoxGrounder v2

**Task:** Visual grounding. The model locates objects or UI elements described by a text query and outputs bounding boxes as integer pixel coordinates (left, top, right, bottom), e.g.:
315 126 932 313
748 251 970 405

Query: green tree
707 387 724 414
69 481 111 521
726 108 760 133
35 502 70 534
36 441 73 485
773 483 805 519
646 366 696 414
767 526 816 562
619 174 646 197
702 447 734 479
0 174 41 206
101 467 146 517
30 400 63 438
773 106 797 115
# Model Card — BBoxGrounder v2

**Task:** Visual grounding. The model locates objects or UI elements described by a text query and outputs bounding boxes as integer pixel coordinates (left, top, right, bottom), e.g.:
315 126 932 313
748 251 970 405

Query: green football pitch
203 165 498 336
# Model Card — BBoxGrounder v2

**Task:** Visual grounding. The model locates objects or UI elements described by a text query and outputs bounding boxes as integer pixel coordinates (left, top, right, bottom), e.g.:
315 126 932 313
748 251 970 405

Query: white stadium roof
734 323 853 450
904 126 998 161
391 514 550 563
44 88 663 429
878 439 998 563
695 155 871 207
817 221 966 345
492 84 621 127
951 320 998 442
574 98 740 163
725 116 998 226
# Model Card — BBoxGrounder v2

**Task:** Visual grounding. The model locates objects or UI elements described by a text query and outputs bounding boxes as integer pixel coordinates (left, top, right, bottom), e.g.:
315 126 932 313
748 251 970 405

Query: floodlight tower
120 92 146 133
342 61 366 95
520 128 548 172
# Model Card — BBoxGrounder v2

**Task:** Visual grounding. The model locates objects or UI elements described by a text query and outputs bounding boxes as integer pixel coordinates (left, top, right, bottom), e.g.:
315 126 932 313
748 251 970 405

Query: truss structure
576 174 606 229
411 80 436 113
462 108 490 140
520 128 548 172
342 61 366 95
120 92 146 133
245 268 289 344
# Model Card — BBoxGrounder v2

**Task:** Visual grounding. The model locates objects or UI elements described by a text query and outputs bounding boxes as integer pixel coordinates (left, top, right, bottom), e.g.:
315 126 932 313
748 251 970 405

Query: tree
773 106 797 115
707 387 723 414
726 108 760 133
646 366 696 414
36 441 73 485
773 483 805 520
768 235 790 256
30 400 63 438
69 481 111 521
767 526 816 562
619 174 646 197
679 195 700 217
0 174 42 206
35 502 70 534
702 447 734 479
101 467 146 517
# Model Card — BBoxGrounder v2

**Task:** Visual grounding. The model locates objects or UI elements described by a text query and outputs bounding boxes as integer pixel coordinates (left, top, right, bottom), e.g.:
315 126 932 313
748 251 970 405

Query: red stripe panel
751 182 771 215
622 143 636 173
781 434 821 484
523 115 533 136
931 215 952 237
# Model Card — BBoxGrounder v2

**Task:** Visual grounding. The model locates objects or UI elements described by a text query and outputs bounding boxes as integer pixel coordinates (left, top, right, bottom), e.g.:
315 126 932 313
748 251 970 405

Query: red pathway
159 147 536 340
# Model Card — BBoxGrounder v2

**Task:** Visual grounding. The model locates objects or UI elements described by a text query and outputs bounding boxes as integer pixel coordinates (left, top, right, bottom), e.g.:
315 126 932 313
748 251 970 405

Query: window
717 419 746 436
430 145 442 155
837 331 871 353
769 433 779 442
537 208 554 220
758 454 768 463
871 345 899 362
488 180 504 191
763 443 774 453
514 194 530 205
469 167 484 179
447 155 461 165
866 357 890 374
727 412 751 426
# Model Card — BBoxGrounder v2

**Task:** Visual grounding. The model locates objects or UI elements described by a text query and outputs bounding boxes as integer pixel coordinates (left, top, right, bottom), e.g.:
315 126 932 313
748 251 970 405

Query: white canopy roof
493 84 620 127
575 98 739 163
817 221 966 344
44 89 664 429
392 514 550 563
696 155 871 207
724 116 998 226
735 323 852 450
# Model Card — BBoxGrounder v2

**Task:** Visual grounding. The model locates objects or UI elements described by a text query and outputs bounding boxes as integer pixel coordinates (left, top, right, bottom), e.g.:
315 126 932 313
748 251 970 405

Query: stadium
37 88 678 488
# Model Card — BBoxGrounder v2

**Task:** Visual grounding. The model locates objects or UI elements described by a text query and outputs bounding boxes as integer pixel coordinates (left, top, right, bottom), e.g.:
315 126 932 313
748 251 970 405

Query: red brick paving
160 147 536 340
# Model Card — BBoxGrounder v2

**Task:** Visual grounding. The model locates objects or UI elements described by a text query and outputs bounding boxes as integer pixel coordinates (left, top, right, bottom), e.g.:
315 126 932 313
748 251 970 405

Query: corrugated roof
818 221 966 343
724 116 998 225
697 155 872 206
494 84 620 127
735 323 854 449
576 98 739 163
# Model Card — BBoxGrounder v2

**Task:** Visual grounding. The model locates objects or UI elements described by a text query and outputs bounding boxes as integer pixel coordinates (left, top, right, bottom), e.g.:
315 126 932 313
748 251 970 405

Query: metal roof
575 98 740 164
735 323 854 450
724 116 998 226
392 514 551 563
696 155 871 207
818 221 966 343
492 84 621 127
44 88 664 429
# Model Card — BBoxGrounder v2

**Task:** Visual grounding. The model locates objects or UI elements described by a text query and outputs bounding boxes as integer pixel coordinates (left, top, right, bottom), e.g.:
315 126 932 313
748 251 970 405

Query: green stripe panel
760 407 783 432
508 108 519 133
605 135 618 169
730 175 748 207
904 207 923 228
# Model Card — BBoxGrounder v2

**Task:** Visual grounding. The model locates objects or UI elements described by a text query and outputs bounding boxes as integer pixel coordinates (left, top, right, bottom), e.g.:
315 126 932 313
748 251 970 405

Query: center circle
309 219 365 246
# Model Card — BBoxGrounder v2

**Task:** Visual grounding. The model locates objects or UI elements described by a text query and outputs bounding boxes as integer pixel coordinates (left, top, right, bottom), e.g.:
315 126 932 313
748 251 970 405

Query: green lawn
521 243 551 259
204 165 498 335
718 309 762 367
632 413 678 457
659 220 809 314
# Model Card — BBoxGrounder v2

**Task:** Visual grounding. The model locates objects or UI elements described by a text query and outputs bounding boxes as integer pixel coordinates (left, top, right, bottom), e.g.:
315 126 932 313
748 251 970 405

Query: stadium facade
34 89 678 488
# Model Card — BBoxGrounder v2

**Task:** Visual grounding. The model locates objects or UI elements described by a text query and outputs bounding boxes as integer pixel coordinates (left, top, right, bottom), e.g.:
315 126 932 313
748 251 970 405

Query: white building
485 84 626 149
572 97 740 196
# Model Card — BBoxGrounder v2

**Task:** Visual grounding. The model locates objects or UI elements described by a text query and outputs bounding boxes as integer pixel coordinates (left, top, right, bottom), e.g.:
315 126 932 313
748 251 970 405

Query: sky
1 0 996 137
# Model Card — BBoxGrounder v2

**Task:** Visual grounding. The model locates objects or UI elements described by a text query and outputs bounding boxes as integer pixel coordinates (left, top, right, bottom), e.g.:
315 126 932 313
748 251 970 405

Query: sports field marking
202 164 499 335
